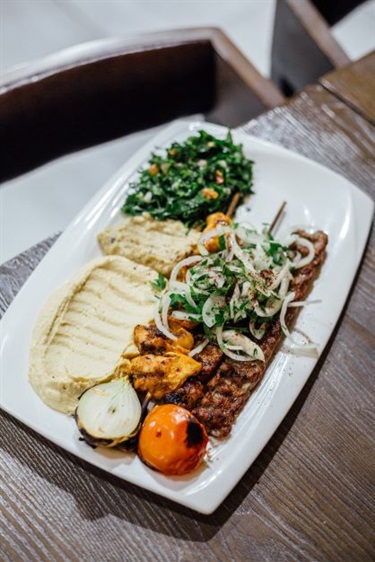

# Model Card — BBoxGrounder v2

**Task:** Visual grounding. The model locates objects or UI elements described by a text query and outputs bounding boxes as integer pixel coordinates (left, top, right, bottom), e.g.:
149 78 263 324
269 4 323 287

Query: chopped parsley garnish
151 272 167 292
121 130 254 228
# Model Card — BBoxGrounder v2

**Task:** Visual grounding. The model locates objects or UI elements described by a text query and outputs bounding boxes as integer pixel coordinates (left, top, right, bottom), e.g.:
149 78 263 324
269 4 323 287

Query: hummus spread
29 255 156 414
97 214 200 276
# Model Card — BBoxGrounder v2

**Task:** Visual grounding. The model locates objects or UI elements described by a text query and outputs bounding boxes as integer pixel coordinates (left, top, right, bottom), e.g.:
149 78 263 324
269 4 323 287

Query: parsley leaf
151 272 167 292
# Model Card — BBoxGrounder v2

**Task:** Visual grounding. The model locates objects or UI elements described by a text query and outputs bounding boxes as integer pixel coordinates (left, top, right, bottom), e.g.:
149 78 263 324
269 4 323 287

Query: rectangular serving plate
0 120 373 514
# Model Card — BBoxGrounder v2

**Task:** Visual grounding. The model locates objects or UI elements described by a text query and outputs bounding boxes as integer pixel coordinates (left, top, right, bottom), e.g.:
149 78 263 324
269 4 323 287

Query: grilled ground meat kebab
164 230 328 438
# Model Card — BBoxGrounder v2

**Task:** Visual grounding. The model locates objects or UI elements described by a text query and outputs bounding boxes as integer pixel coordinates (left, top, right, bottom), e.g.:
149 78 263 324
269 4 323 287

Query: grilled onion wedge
75 377 142 448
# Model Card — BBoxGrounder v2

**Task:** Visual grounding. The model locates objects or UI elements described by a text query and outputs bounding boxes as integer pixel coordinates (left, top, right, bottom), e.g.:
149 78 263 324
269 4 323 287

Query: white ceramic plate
1 121 373 514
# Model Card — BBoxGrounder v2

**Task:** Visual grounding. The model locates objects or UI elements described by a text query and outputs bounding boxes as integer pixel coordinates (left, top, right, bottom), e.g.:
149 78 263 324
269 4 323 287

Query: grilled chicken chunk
161 342 223 409
131 352 202 400
134 325 167 354
134 323 195 356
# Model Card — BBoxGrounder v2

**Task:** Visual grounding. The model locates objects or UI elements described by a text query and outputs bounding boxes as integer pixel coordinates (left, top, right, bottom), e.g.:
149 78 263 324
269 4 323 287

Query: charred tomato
138 404 208 475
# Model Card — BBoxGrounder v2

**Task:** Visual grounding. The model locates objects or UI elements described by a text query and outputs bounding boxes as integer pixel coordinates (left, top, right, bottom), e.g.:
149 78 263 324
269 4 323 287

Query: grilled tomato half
138 404 208 475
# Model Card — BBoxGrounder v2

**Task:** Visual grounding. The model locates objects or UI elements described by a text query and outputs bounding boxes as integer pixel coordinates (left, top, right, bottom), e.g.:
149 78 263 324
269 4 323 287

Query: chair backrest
271 0 365 95
0 28 284 183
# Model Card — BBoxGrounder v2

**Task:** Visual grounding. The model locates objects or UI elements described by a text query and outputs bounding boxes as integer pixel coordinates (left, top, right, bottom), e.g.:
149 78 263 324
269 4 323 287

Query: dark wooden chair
0 27 284 184
271 0 365 95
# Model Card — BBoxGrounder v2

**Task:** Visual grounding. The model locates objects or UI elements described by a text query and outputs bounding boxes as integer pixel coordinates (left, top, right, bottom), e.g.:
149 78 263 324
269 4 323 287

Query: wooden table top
319 50 375 124
1 55 374 562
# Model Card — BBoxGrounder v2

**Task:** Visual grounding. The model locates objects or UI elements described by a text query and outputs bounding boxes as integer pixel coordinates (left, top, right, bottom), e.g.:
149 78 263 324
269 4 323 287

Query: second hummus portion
29 255 156 415
97 214 200 276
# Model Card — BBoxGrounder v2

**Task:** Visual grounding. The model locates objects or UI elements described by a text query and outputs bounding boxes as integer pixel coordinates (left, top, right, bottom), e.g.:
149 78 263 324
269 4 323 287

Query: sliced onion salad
154 222 318 360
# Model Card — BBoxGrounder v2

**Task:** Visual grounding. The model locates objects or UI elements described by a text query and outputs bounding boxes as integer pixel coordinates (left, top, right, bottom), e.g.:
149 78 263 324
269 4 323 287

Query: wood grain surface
319 50 375 123
1 74 374 561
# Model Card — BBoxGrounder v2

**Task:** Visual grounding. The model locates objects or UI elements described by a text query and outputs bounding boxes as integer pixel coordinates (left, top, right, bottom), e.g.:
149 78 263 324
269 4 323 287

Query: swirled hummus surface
28 255 156 414
97 214 200 276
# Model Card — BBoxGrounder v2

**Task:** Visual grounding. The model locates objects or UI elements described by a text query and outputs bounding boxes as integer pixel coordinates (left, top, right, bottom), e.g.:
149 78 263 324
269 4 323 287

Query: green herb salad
121 130 254 228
